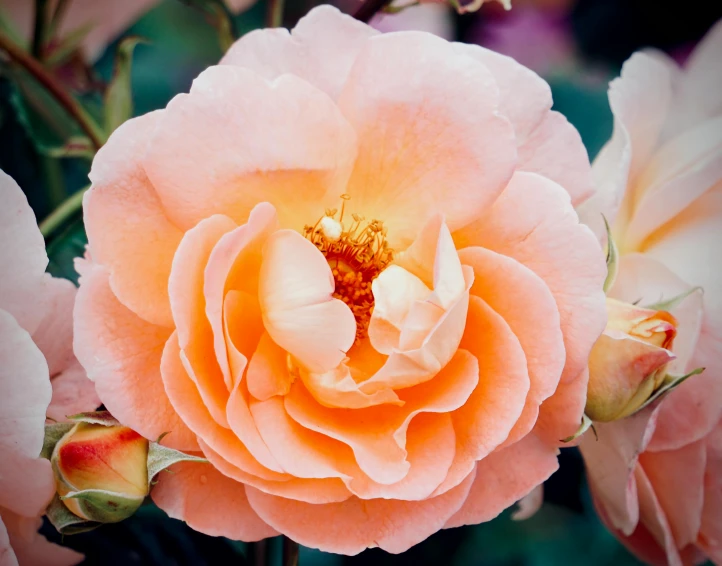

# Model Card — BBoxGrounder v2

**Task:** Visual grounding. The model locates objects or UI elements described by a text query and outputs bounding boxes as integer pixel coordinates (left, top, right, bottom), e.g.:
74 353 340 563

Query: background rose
578 20 722 566
0 170 98 566
73 6 606 554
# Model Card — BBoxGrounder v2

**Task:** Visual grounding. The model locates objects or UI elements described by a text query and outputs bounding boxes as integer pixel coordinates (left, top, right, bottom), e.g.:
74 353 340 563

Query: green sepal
60 489 145 523
103 36 149 135
66 410 120 427
644 287 704 312
46 494 101 535
602 216 619 294
41 422 75 460
560 414 596 443
147 441 207 488
631 367 706 415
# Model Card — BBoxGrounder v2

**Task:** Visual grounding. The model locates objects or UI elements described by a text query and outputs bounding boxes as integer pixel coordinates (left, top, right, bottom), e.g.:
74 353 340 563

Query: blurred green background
2 0 720 563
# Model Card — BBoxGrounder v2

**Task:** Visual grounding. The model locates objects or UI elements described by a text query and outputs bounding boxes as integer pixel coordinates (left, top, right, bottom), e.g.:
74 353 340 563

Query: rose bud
44 411 205 531
585 298 677 422
51 422 149 523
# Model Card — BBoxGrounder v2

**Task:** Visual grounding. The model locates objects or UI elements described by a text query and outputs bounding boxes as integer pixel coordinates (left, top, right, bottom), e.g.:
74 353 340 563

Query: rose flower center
304 195 393 342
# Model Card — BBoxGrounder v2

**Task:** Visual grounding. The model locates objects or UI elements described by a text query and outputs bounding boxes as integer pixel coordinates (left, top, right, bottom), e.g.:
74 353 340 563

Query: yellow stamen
304 196 393 342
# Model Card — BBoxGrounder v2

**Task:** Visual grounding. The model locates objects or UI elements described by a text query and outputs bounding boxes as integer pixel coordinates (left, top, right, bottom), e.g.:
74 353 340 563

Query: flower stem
282 536 299 566
39 185 87 240
266 0 286 28
353 0 391 23
0 32 105 150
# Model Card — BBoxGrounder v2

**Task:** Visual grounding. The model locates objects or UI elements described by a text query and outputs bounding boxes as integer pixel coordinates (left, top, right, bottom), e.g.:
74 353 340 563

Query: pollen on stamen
304 196 393 342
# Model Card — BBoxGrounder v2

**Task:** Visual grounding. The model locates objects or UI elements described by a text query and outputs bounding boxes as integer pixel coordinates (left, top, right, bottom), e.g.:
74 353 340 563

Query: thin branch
266 0 286 28
39 185 87 240
0 31 105 149
353 0 391 23
32 0 49 58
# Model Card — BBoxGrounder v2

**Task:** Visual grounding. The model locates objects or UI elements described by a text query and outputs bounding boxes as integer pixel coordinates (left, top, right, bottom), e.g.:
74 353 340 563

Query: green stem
0 32 105 149
265 0 286 28
282 536 299 566
40 154 66 208
39 185 87 240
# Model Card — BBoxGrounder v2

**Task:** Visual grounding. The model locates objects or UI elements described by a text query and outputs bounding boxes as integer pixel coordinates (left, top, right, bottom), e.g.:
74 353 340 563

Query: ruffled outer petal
639 440 707 549
452 45 594 207
444 433 559 528
454 171 608 442
579 407 659 536
85 111 183 328
577 52 674 239
458 246 564 443
221 5 379 100
0 310 54 517
73 265 197 450
152 461 278 542
338 31 516 248
245 468 476 555
699 422 722 563
433 295 529 495
0 170 49 335
143 65 357 233
169 214 238 427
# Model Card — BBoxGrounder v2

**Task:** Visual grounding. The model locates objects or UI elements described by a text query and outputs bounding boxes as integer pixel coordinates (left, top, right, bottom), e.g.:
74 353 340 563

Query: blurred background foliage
1 0 720 563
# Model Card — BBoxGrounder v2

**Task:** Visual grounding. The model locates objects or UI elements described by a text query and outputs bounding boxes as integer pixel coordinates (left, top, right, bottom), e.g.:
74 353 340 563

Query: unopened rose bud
52 422 149 523
43 411 206 533
585 298 677 422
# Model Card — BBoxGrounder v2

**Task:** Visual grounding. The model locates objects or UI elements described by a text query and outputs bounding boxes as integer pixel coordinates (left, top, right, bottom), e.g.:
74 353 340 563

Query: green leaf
561 413 595 443
43 135 95 159
61 489 145 523
41 422 75 460
103 36 148 134
7 72 82 156
176 0 236 51
633 367 706 414
46 494 102 535
45 215 87 284
67 410 121 427
603 215 618 294
147 442 207 487
644 286 704 312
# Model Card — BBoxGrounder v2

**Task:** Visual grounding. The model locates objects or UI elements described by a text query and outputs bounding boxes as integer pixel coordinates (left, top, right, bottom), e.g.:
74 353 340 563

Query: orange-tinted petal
73 265 196 450
435 296 529 496
152 460 277 541
85 111 183 327
285 350 479 484
169 214 237 426
143 65 356 233
204 202 278 389
338 32 516 248
444 433 559 528
459 246 564 444
245 469 475 555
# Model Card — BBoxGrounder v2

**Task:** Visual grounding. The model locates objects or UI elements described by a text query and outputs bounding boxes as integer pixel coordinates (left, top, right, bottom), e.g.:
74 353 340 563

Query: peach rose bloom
3 0 256 62
0 170 98 566
74 6 606 553
578 21 722 566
